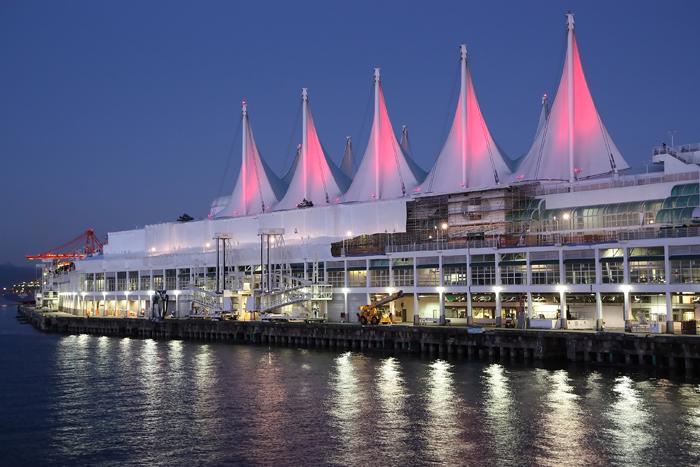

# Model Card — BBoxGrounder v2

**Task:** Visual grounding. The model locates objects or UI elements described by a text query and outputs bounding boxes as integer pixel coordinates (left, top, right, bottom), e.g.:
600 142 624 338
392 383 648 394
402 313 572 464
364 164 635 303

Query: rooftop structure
215 102 285 218
276 89 350 209
422 44 512 194
343 68 426 202
514 13 629 183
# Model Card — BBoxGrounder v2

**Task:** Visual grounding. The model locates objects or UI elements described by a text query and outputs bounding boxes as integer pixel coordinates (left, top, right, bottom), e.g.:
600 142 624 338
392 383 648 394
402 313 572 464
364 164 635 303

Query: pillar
596 292 604 331
526 291 533 327
623 289 631 331
466 290 473 325
495 290 502 326
559 289 567 329
438 290 446 325
665 291 674 334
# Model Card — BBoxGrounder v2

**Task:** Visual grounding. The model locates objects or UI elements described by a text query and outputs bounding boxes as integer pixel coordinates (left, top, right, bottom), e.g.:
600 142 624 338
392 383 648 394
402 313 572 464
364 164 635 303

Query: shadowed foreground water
1 302 699 466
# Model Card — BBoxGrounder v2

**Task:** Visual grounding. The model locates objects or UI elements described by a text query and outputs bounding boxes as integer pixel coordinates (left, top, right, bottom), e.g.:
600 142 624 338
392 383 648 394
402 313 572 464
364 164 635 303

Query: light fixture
150 247 156 253
341 287 350 294
346 230 352 238
562 212 570 220
436 286 445 293
620 284 632 294
441 222 448 230
387 287 395 294
555 284 567 293
205 242 211 248
493 286 502 294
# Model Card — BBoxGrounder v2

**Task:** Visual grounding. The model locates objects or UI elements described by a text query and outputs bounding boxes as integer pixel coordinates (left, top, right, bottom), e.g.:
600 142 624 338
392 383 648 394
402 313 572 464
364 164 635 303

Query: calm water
1 300 699 466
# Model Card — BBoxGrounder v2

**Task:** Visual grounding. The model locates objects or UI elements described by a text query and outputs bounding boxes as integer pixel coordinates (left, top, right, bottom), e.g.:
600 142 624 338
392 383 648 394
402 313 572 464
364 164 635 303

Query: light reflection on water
2 306 700 467
606 376 654 465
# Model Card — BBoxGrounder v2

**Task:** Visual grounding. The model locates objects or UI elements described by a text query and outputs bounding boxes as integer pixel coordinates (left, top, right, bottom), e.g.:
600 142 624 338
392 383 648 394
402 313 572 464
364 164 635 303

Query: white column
664 245 673 333
494 253 502 326
559 249 567 328
466 253 473 325
459 44 468 188
301 88 309 200
241 101 248 214
596 292 603 331
373 68 381 198
665 291 674 334
527 292 533 323
566 13 575 184
438 255 445 325
623 289 631 330
595 248 604 330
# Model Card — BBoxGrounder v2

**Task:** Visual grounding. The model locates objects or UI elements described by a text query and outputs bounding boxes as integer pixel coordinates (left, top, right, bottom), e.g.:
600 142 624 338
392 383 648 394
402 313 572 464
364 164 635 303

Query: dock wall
19 307 700 375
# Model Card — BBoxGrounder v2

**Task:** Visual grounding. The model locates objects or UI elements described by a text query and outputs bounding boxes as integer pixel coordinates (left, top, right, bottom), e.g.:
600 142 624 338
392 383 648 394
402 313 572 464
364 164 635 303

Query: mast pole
373 68 380 199
460 44 468 188
302 88 309 201
566 13 575 185
241 101 248 215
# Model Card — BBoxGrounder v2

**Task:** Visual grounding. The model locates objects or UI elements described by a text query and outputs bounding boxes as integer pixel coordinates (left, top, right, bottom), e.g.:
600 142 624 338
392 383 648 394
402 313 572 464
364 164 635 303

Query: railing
255 284 332 313
386 226 700 254
190 286 225 316
534 171 699 196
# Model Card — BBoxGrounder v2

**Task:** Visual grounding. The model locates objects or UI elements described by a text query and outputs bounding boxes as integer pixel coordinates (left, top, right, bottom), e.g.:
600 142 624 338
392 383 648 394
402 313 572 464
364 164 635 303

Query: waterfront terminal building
40 15 700 333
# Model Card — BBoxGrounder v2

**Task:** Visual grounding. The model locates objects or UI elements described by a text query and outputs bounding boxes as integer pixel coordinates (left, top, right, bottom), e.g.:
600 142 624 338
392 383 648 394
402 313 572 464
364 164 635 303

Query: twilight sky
1 0 699 265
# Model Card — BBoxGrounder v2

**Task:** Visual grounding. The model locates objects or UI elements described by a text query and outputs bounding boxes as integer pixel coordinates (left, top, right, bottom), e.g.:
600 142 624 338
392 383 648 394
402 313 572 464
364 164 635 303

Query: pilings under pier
19 307 700 375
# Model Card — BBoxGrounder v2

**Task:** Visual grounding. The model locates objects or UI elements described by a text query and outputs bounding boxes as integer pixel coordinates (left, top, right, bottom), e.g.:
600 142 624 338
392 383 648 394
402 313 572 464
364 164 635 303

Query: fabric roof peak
216 102 285 218
344 69 425 202
421 43 512 194
275 88 349 210
513 13 629 183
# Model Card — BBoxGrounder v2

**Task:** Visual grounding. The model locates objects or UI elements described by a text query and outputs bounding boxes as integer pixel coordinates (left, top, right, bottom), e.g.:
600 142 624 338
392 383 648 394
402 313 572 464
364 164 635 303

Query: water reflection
329 352 365 463
606 376 653 465
535 370 595 466
373 357 410 464
422 359 466 464
482 364 517 461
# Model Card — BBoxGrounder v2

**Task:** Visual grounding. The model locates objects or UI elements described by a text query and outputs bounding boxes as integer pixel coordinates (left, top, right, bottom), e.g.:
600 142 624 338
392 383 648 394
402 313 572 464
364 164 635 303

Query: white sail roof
216 102 285 218
276 89 349 210
340 136 354 179
422 45 511 194
344 69 425 202
514 14 629 182
283 144 301 186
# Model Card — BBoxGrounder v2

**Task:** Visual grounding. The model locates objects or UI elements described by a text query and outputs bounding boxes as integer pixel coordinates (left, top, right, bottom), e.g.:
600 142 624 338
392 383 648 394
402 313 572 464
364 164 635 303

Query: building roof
343 69 426 202
216 102 285 218
421 45 512 194
514 14 629 183
276 89 350 210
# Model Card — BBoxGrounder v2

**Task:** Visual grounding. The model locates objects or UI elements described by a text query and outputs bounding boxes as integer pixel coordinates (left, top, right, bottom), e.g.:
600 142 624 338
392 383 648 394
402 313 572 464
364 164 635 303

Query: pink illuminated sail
514 14 628 182
216 102 284 218
276 89 349 210
344 69 425 202
422 45 511 194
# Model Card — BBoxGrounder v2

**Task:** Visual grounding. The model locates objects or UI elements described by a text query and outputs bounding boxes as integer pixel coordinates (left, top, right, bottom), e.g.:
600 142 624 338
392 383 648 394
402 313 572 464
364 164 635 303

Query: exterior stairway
253 274 332 313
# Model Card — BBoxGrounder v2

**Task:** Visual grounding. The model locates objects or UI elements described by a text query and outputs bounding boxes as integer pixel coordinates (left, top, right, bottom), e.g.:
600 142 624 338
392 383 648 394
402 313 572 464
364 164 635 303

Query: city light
441 222 448 230
555 284 567 293
620 284 632 293
436 286 445 293
341 287 350 294
346 230 352 238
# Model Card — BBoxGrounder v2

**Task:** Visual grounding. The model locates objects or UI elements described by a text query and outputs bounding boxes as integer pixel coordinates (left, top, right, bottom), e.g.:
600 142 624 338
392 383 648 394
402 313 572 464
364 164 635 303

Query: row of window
79 259 700 291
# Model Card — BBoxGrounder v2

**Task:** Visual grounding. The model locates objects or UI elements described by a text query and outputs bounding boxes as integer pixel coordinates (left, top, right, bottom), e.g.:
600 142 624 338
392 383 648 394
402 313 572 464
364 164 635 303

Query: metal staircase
252 273 332 313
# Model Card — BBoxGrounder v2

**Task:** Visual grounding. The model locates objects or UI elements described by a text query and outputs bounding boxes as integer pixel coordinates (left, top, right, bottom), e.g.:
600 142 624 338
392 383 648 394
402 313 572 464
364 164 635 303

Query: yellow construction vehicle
358 290 404 325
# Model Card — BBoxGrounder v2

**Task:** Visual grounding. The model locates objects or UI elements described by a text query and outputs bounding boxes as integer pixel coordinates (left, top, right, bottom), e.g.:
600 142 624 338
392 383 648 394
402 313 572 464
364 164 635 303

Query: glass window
531 263 558 285
471 264 495 286
671 258 700 283
417 267 440 287
566 262 596 284
601 260 624 284
443 265 468 286
630 260 666 284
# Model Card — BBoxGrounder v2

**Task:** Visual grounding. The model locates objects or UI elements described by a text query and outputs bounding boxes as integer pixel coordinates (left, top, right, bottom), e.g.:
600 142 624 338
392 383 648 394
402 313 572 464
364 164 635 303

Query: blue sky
1 0 699 264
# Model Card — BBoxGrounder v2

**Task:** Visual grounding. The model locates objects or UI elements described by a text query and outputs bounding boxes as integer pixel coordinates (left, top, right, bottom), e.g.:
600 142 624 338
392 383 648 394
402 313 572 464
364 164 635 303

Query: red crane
26 228 105 261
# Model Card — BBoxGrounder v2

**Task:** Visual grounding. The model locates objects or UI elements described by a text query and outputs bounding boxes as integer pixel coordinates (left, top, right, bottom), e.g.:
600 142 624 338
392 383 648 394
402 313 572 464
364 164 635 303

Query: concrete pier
18 306 700 374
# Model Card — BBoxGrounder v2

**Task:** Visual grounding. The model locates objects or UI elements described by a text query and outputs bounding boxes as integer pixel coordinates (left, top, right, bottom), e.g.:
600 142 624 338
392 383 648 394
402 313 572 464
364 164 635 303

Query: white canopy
422 45 511 194
276 89 349 210
514 14 629 182
340 136 354 179
344 69 425 202
216 102 285 218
